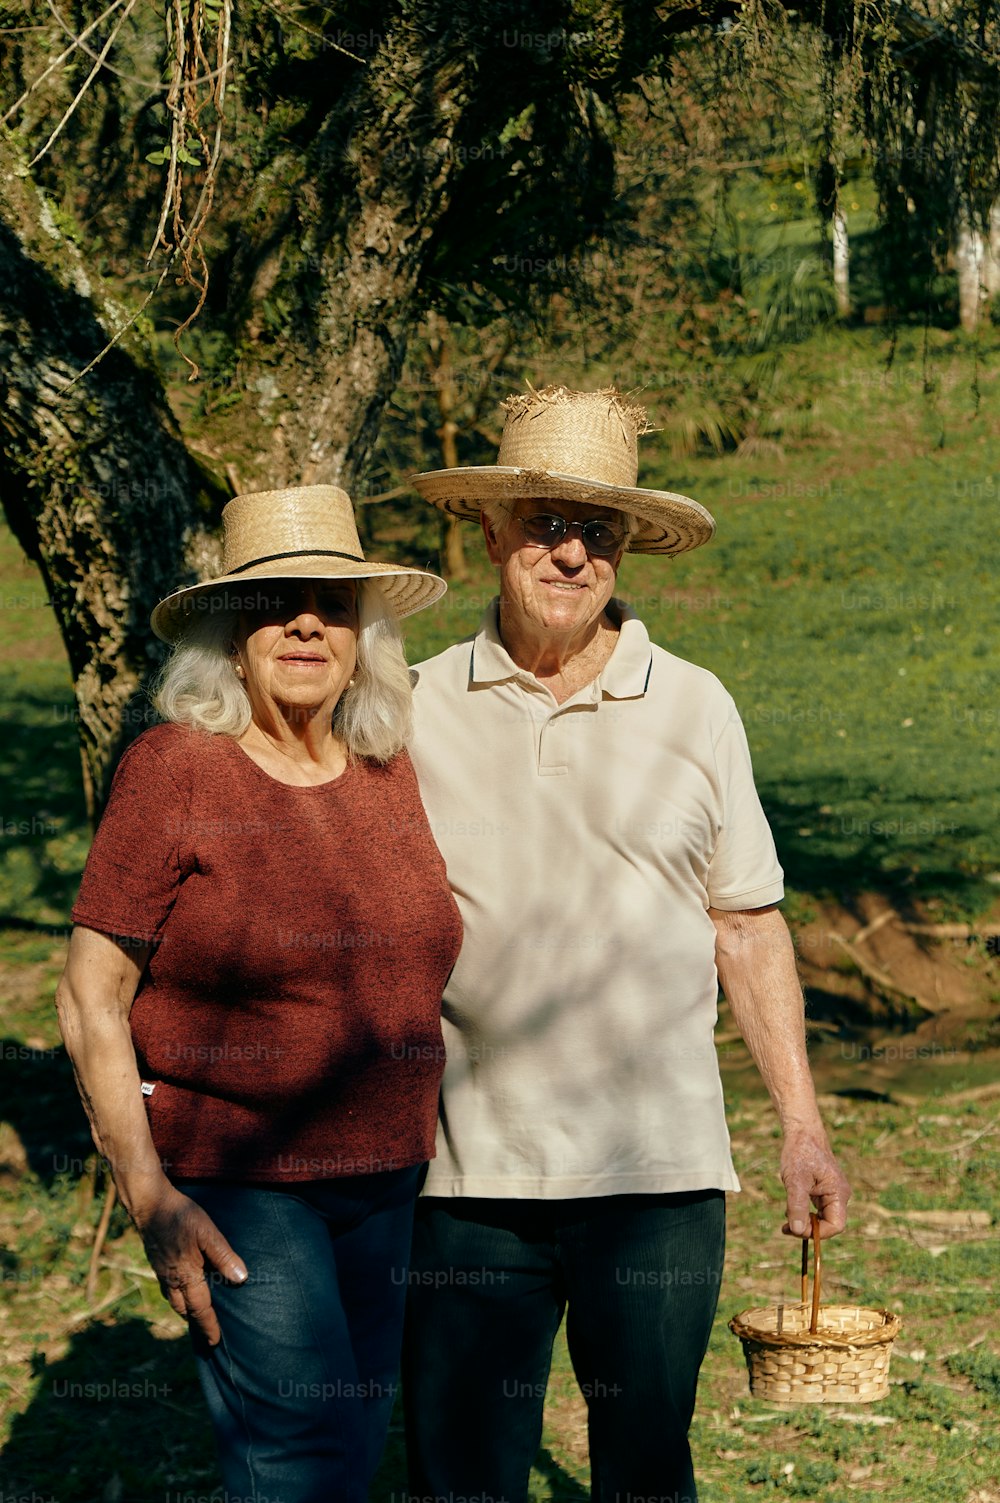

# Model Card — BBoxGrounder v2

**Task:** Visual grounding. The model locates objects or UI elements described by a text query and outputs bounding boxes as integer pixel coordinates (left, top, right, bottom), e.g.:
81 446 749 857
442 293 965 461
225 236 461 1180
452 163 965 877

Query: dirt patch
792 893 1000 1036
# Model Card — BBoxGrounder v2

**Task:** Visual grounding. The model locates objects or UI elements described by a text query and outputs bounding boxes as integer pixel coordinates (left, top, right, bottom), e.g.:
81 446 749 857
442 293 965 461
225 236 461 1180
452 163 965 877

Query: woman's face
233 581 359 727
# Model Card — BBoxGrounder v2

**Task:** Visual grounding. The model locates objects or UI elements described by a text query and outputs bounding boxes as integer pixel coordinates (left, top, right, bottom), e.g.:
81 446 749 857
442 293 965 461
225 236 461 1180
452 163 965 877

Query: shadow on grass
532 1446 588 1499
7 1324 583 1501
758 772 994 915
3 1317 218 1502
0 700 90 923
0 1038 92 1186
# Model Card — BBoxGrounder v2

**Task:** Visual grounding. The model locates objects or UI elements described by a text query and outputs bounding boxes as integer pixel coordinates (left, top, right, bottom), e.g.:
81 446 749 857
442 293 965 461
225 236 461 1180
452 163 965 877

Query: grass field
1 324 998 1498
401 325 1000 915
2 1000 998 1502
1 325 997 926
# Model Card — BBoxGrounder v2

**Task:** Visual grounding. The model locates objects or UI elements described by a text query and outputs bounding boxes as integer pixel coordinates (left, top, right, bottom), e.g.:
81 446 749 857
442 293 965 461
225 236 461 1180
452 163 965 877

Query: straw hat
412 385 716 556
151 486 446 643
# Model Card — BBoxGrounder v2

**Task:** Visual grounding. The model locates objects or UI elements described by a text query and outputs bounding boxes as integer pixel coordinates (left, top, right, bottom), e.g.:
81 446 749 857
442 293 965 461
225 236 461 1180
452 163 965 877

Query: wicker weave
412 384 717 557
729 1216 901 1405
152 486 446 641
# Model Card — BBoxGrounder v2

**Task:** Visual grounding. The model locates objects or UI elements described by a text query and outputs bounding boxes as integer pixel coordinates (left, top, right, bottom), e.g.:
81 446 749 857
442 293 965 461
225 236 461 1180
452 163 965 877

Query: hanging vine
145 0 234 377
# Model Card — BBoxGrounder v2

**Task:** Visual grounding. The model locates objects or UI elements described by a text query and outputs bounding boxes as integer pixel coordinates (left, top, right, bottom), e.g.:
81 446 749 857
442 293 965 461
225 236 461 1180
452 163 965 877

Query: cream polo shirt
410 600 784 1199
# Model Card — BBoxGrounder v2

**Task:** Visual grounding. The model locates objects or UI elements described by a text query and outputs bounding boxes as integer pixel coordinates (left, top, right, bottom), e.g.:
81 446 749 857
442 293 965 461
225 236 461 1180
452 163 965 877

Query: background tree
1 0 998 810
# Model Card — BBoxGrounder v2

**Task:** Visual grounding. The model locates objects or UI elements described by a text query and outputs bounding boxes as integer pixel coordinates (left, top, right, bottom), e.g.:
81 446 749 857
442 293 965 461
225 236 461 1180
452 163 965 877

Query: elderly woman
56 486 462 1503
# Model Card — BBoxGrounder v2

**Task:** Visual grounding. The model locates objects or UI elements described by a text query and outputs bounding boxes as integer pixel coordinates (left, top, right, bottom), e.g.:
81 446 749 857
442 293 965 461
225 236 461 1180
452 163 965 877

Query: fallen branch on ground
827 932 941 1014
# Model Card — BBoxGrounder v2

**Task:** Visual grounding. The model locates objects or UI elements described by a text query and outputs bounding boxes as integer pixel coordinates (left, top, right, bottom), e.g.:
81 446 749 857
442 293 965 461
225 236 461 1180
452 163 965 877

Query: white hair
482 498 640 548
152 579 412 762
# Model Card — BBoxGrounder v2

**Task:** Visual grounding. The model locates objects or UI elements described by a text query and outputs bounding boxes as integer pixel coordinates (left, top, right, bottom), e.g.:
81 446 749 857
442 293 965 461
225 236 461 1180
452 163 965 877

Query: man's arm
709 903 850 1239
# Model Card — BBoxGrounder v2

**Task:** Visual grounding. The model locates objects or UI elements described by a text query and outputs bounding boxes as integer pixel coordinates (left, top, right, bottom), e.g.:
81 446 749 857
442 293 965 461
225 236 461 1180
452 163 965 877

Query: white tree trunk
955 209 985 333
982 201 1000 299
832 208 850 317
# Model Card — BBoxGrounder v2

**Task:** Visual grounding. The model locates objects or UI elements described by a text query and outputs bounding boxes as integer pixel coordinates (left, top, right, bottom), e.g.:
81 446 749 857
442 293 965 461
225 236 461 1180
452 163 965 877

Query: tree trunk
237 18 469 499
0 139 221 818
427 318 467 581
954 208 985 333
982 200 1000 299
832 208 850 318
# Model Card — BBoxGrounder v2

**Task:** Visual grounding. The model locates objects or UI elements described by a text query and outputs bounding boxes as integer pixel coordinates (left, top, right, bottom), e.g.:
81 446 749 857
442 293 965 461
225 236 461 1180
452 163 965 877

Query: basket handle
799 1211 822 1334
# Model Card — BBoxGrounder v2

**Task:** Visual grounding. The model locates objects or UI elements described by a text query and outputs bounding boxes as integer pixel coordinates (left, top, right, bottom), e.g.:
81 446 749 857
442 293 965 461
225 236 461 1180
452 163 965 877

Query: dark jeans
181 1166 421 1503
402 1189 725 1503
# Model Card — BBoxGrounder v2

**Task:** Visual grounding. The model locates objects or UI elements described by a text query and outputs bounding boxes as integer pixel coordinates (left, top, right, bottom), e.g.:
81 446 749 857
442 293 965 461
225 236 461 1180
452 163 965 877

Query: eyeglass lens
519 514 624 556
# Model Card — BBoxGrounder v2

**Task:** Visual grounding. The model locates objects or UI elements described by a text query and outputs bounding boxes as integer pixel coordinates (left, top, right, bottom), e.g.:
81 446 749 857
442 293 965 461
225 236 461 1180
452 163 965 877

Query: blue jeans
181 1166 421 1503
402 1189 725 1503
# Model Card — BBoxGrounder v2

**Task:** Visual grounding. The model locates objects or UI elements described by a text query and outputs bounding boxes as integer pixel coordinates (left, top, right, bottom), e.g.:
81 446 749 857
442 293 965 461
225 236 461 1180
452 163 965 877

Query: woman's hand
133 1184 248 1346
57 927 248 1344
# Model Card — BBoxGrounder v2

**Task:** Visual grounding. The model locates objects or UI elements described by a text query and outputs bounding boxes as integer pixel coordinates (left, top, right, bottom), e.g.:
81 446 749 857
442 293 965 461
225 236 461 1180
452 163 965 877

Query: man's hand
710 906 851 1242
134 1185 248 1345
780 1127 851 1240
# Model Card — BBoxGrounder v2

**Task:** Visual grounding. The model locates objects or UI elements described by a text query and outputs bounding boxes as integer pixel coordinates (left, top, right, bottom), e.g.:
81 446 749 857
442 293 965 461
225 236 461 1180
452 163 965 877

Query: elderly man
402 386 849 1502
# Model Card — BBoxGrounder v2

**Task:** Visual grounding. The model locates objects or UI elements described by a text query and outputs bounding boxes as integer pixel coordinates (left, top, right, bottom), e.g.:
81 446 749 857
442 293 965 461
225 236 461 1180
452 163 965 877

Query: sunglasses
241 583 357 622
509 510 627 558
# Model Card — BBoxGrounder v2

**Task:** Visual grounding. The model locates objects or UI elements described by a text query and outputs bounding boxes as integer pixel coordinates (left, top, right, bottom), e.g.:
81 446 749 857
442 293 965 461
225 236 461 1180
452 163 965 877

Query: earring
234 662 245 679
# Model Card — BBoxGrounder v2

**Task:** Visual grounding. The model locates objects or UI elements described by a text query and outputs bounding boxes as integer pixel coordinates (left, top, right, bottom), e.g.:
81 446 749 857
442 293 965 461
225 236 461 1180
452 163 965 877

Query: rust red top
72 723 461 1182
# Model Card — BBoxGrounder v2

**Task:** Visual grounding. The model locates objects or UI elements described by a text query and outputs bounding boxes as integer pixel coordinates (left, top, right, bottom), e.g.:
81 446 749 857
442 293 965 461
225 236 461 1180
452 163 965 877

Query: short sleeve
706 699 784 910
71 732 188 943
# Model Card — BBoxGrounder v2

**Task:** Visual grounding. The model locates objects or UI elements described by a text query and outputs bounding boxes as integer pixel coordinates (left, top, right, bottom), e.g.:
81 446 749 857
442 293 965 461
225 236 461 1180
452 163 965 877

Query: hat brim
412 467 716 556
151 557 446 643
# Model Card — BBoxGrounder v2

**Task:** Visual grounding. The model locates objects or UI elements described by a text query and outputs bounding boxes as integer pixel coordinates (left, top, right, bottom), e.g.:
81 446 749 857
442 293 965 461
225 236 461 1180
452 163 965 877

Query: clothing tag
141 1082 155 1096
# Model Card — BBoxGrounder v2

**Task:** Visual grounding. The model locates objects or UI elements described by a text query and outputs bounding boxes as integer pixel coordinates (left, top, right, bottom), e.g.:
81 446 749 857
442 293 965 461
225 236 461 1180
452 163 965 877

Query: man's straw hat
151 486 446 643
413 385 715 556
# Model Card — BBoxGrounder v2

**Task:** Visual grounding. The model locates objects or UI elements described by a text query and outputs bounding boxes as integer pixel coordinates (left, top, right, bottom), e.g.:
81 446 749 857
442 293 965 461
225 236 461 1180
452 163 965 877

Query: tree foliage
0 0 997 807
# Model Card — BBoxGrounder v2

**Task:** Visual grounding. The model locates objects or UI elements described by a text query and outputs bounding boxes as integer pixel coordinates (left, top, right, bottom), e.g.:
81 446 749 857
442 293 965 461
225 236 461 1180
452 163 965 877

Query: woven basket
729 1214 901 1404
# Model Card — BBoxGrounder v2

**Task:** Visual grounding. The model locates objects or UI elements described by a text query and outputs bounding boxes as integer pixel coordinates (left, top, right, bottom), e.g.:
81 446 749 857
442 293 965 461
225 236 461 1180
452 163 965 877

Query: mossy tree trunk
0 140 220 819
235 15 469 499
2 0 997 820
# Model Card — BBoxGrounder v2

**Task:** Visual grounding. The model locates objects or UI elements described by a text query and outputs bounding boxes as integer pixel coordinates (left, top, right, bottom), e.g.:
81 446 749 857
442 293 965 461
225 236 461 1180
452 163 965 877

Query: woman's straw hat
151 486 446 643
412 385 716 556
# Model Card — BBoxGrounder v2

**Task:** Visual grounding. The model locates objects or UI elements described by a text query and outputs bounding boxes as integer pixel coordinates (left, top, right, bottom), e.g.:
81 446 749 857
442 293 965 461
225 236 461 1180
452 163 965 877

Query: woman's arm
57 925 247 1342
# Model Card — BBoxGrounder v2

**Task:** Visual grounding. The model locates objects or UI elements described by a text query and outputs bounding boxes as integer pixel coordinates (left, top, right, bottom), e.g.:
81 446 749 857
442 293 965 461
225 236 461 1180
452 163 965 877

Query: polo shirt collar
469 598 652 699
469 601 522 685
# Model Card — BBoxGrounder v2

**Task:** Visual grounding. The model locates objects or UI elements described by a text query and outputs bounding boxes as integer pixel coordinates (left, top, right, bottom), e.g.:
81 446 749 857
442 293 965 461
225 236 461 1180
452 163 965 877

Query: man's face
482 498 627 644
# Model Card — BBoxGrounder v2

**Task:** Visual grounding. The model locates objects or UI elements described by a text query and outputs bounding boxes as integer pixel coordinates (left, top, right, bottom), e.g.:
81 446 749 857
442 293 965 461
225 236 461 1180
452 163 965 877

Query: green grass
3 1007 996 1502
1 325 997 924
397 325 1000 916
0 522 87 926
532 1067 1000 1502
1 321 998 1499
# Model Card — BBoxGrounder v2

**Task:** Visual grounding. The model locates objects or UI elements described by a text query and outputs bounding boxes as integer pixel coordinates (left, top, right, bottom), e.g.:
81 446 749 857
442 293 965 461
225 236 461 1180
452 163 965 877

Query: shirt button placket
537 705 569 777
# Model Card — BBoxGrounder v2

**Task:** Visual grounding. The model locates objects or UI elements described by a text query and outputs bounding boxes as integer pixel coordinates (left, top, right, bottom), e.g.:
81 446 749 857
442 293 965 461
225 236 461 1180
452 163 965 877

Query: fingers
198 1218 248 1287
141 1192 247 1346
780 1132 852 1240
160 1269 221 1346
782 1171 814 1239
783 1206 810 1241
813 1186 849 1238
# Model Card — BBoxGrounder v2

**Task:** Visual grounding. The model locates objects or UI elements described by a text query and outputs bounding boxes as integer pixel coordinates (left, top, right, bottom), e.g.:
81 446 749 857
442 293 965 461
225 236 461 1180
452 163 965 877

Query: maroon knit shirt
72 723 462 1181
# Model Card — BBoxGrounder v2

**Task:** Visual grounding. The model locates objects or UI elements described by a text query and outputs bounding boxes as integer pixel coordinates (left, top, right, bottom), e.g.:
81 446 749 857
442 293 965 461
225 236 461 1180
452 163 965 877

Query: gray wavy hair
152 579 412 762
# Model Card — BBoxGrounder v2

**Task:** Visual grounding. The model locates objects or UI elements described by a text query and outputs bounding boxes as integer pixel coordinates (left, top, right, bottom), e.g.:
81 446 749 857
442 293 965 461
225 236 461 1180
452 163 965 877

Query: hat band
226 548 366 575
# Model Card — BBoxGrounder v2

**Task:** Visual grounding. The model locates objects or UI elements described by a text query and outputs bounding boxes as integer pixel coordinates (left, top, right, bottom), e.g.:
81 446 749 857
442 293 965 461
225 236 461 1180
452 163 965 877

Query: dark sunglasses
511 511 627 558
241 583 357 621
